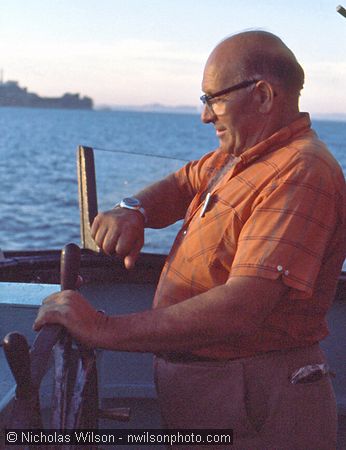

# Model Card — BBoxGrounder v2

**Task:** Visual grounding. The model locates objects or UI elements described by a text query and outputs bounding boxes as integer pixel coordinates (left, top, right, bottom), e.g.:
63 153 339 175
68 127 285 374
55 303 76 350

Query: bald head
201 31 304 155
205 31 304 97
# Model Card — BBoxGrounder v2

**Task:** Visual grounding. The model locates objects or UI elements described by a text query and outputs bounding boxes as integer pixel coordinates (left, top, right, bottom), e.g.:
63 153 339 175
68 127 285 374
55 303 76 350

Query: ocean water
0 107 345 262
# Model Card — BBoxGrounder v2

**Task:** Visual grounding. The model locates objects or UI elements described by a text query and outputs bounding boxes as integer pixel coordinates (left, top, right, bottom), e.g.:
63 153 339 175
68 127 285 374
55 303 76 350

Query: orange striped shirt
153 113 346 359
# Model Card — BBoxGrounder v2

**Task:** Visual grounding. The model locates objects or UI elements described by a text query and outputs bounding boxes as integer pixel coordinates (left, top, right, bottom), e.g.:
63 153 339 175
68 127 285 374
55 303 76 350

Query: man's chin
218 139 235 155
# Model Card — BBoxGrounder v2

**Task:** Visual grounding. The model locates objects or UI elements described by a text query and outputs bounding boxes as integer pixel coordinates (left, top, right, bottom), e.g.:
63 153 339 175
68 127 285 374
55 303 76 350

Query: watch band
114 197 147 223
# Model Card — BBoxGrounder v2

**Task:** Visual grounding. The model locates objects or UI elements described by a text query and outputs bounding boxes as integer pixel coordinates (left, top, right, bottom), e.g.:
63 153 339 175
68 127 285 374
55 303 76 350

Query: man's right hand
91 208 145 269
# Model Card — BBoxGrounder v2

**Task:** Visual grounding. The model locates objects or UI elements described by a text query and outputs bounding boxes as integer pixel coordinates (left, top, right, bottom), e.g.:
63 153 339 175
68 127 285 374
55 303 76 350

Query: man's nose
201 104 216 123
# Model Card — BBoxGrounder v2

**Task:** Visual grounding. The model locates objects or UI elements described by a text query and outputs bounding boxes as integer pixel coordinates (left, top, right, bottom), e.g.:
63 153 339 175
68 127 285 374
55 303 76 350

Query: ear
253 80 276 114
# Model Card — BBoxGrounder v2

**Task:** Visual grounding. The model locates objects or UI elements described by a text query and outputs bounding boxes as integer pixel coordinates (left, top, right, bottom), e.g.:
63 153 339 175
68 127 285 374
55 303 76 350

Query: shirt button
277 265 283 272
284 270 290 276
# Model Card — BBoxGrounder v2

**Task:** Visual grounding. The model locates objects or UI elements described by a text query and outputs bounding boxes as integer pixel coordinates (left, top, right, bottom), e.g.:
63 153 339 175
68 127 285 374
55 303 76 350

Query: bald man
35 31 345 449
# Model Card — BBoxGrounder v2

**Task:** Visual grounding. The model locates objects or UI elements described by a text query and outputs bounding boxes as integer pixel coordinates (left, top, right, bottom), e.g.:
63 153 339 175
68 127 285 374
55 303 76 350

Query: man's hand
33 290 106 348
91 208 144 269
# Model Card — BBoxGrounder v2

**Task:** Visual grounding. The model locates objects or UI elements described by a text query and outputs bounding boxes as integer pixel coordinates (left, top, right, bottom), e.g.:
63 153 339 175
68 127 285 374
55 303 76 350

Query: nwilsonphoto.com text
5 429 234 446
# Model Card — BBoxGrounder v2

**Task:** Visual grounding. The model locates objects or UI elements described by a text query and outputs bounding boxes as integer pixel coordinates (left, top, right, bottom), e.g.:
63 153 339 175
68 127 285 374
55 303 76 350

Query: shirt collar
238 112 312 167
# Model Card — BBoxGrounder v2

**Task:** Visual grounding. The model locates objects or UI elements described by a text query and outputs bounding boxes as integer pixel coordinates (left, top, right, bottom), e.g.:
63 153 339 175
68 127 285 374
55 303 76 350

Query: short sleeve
229 158 339 298
172 150 225 198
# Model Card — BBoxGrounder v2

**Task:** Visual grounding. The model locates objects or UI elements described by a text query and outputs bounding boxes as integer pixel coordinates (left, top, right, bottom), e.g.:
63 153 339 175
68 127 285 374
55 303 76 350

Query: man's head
201 30 305 155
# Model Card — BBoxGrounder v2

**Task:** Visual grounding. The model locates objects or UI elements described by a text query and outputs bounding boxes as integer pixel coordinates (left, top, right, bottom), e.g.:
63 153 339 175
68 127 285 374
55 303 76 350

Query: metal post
337 5 346 18
77 146 99 252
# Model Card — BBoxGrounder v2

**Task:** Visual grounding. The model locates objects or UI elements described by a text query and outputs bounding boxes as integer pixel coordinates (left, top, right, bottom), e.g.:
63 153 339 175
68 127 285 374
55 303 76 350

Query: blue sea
0 107 345 262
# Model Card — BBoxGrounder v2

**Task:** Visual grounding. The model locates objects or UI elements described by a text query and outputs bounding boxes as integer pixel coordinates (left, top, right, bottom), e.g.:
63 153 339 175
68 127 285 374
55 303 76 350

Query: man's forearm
95 276 286 352
135 174 192 228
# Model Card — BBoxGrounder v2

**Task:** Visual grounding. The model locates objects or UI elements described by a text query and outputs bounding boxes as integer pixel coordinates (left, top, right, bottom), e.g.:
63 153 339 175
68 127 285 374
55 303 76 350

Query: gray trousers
154 344 337 450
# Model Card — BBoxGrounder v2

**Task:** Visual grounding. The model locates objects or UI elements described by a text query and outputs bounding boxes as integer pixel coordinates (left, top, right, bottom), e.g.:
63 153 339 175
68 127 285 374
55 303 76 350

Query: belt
156 345 319 364
156 352 228 364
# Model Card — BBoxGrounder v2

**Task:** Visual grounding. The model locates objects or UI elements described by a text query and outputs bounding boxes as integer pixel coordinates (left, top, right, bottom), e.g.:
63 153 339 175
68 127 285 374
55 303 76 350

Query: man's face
201 52 257 156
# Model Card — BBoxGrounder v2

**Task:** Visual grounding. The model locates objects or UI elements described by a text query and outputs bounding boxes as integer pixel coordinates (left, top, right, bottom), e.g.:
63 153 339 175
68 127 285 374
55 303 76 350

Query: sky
0 0 345 114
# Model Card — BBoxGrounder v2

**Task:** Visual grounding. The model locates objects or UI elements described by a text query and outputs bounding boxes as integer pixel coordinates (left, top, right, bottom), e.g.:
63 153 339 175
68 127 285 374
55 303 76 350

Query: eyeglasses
200 79 259 115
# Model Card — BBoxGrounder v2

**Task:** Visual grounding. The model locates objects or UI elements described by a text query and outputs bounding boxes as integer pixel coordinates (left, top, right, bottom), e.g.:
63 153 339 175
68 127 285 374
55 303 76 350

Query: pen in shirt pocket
200 192 212 218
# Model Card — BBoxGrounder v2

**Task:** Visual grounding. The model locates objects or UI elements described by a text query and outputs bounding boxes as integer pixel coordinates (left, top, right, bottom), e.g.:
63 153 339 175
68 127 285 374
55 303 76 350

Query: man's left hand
33 290 104 348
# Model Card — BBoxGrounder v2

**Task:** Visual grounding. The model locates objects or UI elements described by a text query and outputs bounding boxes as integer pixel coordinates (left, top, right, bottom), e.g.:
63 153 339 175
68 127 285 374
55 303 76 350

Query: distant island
0 80 93 110
98 102 200 115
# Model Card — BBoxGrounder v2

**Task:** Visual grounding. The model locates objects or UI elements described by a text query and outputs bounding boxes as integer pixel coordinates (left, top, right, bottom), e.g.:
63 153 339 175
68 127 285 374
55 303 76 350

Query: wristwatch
114 197 147 223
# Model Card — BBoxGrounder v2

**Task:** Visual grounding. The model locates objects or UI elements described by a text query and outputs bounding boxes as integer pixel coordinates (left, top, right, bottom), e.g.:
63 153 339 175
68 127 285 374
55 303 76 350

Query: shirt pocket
184 200 241 274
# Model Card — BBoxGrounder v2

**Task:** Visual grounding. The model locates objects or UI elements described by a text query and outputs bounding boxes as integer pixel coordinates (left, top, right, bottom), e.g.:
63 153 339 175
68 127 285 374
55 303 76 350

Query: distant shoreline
96 103 200 115
310 113 346 123
96 105 346 122
0 101 344 123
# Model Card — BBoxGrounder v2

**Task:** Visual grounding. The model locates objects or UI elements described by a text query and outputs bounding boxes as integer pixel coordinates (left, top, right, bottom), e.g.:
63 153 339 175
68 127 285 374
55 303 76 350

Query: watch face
121 197 141 208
